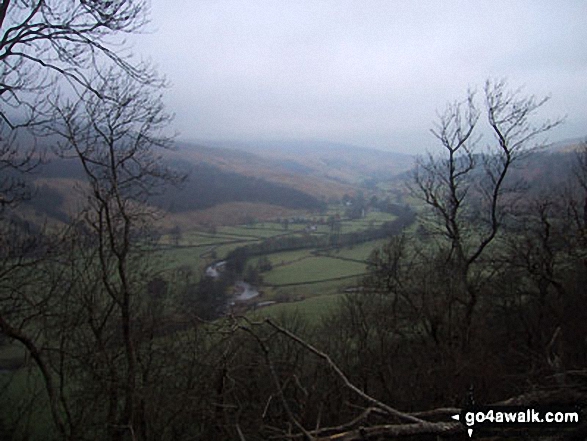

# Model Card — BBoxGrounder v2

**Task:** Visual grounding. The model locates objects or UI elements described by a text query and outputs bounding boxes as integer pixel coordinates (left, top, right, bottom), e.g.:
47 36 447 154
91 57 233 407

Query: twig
264 318 425 425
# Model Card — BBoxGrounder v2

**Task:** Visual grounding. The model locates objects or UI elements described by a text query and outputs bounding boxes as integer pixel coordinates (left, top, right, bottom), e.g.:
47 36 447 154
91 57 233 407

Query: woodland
0 1 586 440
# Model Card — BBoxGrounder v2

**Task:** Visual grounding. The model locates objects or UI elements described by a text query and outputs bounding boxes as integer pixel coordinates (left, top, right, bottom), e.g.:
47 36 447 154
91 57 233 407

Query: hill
18 155 326 225
166 142 355 199
15 137 584 228
180 139 415 188
152 161 326 212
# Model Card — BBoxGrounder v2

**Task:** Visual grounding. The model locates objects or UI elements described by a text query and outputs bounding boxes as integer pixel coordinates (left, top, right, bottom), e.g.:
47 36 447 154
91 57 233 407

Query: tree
494 141 587 373
497 196 584 369
0 3 171 433
244 264 262 286
44 71 180 440
169 225 182 246
324 80 565 412
574 141 587 232
0 66 181 439
183 276 228 322
0 0 156 123
257 255 273 272
0 0 159 209
413 79 561 349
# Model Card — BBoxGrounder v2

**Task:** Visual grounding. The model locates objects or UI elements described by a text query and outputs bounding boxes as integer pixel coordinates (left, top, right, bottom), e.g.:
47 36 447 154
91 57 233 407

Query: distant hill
167 142 356 199
13 136 583 227
152 161 325 212
511 146 581 194
183 139 415 186
545 136 586 153
18 152 328 226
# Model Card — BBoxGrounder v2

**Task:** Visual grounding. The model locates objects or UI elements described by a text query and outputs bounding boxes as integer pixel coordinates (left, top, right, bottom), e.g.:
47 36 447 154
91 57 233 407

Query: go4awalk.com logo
451 405 580 437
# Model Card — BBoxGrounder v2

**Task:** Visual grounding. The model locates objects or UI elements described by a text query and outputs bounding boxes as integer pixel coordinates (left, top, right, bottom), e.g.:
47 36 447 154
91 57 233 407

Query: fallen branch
264 318 426 425
314 421 461 440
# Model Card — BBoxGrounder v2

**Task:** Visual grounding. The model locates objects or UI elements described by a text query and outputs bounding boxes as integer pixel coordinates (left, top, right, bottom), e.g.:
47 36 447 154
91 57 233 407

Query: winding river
206 261 260 302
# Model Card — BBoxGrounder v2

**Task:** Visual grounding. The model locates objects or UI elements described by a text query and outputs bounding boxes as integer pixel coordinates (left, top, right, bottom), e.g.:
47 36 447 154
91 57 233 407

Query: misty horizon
132 1 587 154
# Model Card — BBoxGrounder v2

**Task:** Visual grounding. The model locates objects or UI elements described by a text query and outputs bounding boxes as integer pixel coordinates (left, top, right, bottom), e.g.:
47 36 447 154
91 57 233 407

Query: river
206 261 260 302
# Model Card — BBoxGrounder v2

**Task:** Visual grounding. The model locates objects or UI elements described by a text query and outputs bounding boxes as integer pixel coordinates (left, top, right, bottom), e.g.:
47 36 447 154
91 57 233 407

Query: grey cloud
138 0 587 153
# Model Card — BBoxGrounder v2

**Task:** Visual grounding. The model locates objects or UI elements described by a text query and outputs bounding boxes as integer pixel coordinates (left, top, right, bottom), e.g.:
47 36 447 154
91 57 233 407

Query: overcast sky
135 1 587 154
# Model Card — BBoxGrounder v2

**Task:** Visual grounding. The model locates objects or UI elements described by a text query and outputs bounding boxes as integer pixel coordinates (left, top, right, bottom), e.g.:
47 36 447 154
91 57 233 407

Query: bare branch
262 317 425 425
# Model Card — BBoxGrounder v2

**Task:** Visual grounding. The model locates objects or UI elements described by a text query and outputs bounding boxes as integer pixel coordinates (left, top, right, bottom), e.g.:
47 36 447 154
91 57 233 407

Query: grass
335 212 396 234
155 209 396 321
160 232 241 247
364 211 399 222
157 245 209 272
251 248 314 267
156 215 386 304
319 239 387 262
216 225 291 239
263 256 366 286
250 293 342 325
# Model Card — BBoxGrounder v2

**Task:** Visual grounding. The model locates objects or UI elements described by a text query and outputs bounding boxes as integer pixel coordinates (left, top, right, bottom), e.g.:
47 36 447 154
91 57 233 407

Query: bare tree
0 63 181 440
574 141 587 232
0 0 157 120
0 0 159 209
413 79 561 349
0 3 195 439
497 141 587 373
44 71 180 440
320 81 566 413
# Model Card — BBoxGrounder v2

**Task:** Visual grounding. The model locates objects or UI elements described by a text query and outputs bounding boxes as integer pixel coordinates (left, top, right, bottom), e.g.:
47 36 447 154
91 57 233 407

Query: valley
2 3 586 439
11 137 584 326
3 134 587 440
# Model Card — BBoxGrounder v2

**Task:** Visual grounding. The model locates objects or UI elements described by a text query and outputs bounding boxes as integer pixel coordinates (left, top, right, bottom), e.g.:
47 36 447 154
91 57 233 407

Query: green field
263 256 367 286
158 245 210 271
153 206 404 319
319 239 387 262
250 248 314 267
250 293 342 324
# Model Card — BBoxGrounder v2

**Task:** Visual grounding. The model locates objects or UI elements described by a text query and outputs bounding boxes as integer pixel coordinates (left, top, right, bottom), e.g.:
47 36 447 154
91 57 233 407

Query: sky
134 1 587 154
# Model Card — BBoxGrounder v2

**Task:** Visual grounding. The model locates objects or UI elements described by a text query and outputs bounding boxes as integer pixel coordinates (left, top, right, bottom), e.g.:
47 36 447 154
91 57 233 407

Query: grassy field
263 256 366 286
268 276 355 299
154 206 401 319
160 208 395 259
157 225 273 273
250 248 313 267
317 239 387 262
158 245 210 272
329 213 395 235
250 293 342 325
